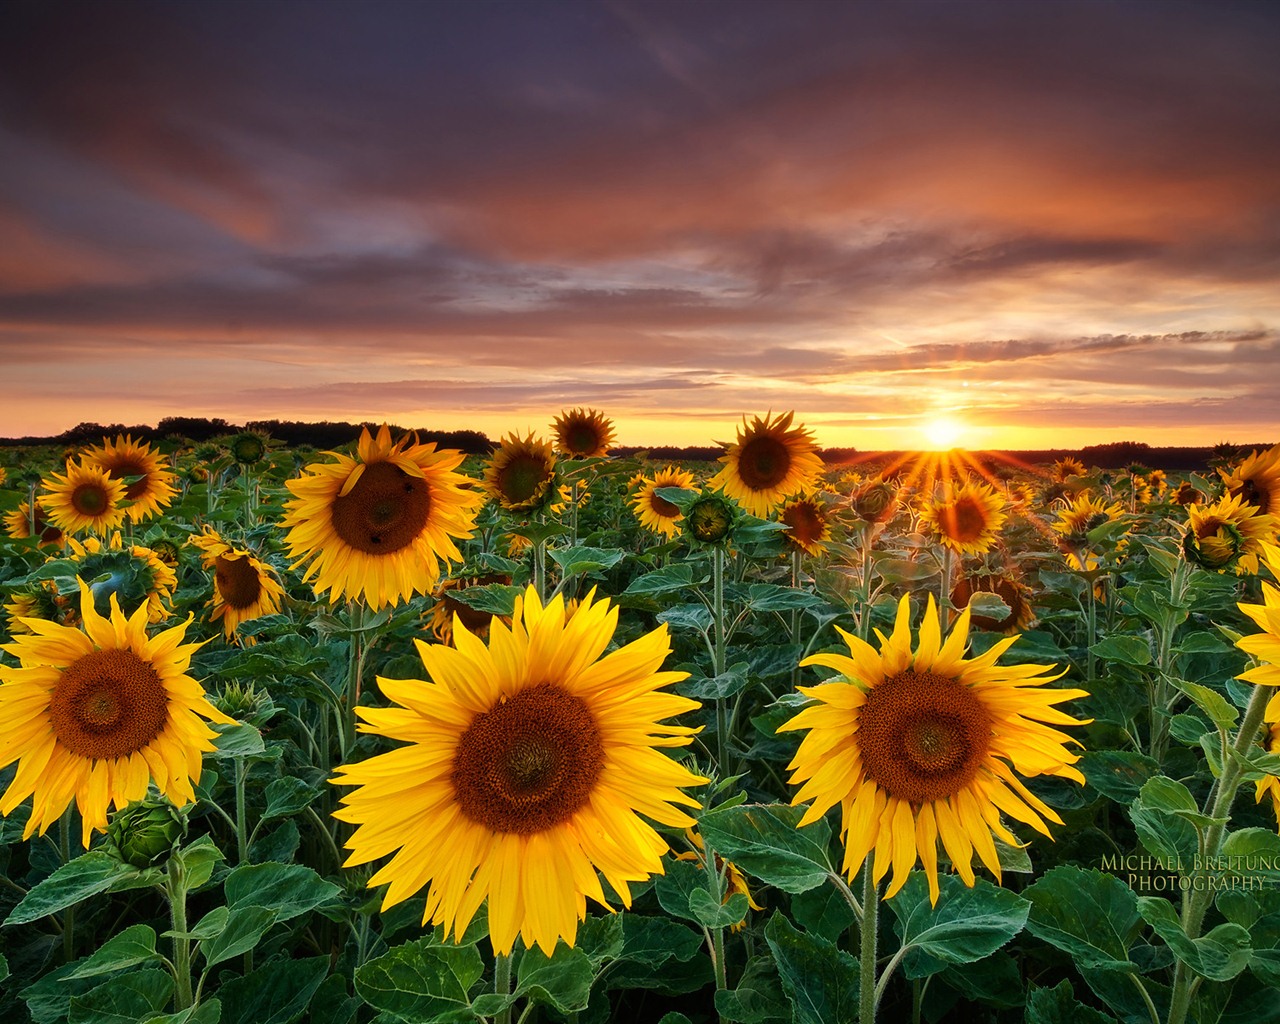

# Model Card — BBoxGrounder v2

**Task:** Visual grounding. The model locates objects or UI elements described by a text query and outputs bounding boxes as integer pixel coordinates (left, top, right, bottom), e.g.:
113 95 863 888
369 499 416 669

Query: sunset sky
2 0 1278 450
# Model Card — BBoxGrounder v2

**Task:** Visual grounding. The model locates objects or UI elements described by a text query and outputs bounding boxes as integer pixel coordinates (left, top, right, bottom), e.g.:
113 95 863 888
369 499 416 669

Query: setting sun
921 415 965 450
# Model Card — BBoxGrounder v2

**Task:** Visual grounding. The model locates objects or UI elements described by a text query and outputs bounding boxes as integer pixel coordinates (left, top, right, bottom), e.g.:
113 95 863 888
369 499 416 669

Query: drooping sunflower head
631 465 697 539
0 580 234 847
780 492 831 556
1052 493 1127 551
950 571 1037 634
427 572 513 645
918 482 1007 555
280 425 482 610
483 432 559 514
331 586 706 956
1049 457 1086 483
81 435 178 523
40 459 128 536
3 499 64 547
1183 493 1278 573
780 593 1089 904
1174 482 1203 506
65 532 177 624
189 526 286 642
852 478 899 524
709 411 824 517
552 408 616 459
1222 444 1280 518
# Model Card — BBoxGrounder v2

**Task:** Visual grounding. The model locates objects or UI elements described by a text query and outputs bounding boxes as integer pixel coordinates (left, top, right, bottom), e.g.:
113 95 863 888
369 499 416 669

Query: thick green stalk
860 864 880 1024
234 758 250 865
494 952 513 1024
939 546 953 632
859 529 874 642
713 546 728 771
60 809 75 963
168 858 193 1012
343 601 368 756
790 549 803 688
1166 682 1271 1024
703 840 729 1024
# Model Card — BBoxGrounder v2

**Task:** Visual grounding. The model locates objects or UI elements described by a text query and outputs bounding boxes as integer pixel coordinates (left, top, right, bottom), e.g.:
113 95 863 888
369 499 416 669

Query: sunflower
40 459 128 536
1147 468 1168 496
0 581 234 847
1174 482 1204 506
81 435 178 523
3 499 64 547
1049 457 1086 483
4 590 59 635
226 430 271 466
918 482 1007 556
280 425 482 610
676 827 764 933
631 466 696 539
331 586 706 956
950 571 1037 634
484 433 559 514
552 408 616 459
189 526 286 642
780 492 831 556
65 532 177 624
1237 544 1280 690
1052 493 1127 568
710 411 824 517
1256 721 1280 830
1223 444 1280 518
779 593 1088 904
1183 494 1278 574
852 479 899 524
427 572 512 645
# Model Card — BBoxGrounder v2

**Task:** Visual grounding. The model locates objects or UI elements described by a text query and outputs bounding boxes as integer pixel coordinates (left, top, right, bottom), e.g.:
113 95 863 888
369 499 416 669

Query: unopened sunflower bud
852 480 898 523
107 795 188 869
685 494 736 545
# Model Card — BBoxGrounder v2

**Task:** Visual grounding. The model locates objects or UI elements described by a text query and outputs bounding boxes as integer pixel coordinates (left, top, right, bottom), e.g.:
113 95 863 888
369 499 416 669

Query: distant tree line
0 420 1270 472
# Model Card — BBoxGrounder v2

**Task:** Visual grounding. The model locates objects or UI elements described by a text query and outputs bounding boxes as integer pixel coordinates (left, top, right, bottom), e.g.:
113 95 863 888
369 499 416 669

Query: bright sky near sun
1 1 1278 449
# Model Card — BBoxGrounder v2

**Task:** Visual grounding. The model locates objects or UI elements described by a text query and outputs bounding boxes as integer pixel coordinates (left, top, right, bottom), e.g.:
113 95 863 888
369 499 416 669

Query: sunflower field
1 414 1279 1024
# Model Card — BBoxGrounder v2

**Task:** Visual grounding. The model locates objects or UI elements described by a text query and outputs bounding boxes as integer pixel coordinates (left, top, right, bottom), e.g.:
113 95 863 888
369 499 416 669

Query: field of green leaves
1 416 1279 1024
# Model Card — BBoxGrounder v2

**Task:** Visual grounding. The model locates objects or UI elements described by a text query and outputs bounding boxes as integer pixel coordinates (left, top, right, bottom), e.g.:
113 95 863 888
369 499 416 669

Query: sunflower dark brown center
649 491 681 518
783 501 825 545
331 460 431 554
737 435 791 490
566 424 600 456
215 554 263 609
49 649 169 759
71 483 110 517
452 683 603 835
857 669 991 804
108 458 150 499
497 454 551 505
944 497 987 542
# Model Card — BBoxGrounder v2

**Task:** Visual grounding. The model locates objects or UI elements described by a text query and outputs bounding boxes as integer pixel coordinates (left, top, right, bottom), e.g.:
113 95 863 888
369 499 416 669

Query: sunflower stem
234 757 250 865
790 549 803 688
59 809 75 963
533 535 547 602
859 863 879 1024
859 527 874 642
242 465 255 530
343 600 367 755
494 951 513 1024
1166 681 1271 1024
569 481 579 547
702 837 730 1016
712 545 728 772
167 855 194 1013
939 545 953 632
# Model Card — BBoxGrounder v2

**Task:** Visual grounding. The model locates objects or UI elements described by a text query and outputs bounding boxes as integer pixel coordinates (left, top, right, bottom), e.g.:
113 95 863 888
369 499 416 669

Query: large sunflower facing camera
0 582 233 847
280 425 482 610
81 434 178 523
332 586 706 956
779 593 1088 904
710 411 824 517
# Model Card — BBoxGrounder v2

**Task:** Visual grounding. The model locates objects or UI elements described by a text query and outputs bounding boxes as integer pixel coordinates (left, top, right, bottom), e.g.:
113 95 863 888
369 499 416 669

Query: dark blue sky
2 0 1278 447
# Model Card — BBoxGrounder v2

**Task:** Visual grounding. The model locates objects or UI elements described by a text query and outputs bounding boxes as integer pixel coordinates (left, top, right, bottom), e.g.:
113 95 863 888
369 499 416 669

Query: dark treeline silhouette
0 420 1271 472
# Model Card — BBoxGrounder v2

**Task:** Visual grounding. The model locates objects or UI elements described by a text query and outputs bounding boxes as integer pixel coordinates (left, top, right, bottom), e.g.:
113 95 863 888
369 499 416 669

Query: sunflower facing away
950 571 1037 634
710 411 824 517
65 532 177 624
631 465 696 539
332 586 706 956
40 459 128 536
0 581 233 847
1049 457 1086 483
1183 493 1278 574
779 593 1089 904
484 433 559 514
918 482 1008 556
280 425 482 610
427 572 512 645
1222 443 1280 518
189 526 286 641
780 492 831 556
552 408 616 459
82 434 179 523
4 499 64 547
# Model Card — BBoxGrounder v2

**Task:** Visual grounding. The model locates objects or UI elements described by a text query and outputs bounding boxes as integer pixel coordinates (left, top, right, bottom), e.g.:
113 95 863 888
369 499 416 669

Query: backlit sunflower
331 586 706 956
82 435 178 523
552 408 616 458
1222 444 1280 518
280 425 482 610
631 465 696 539
1183 493 1278 574
427 572 512 645
950 571 1037 634
484 433 559 514
41 459 128 536
65 532 177 624
918 482 1007 555
1237 544 1280 691
189 526 285 642
1049 457 1086 483
779 593 1088 904
1052 493 1127 569
852 479 899 524
710 411 824 517
0 581 233 847
4 499 63 547
780 492 831 556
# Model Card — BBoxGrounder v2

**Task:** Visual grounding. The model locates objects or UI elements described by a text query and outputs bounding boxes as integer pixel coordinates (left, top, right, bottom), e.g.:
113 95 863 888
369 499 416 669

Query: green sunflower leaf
1023 866 1139 973
763 912 859 1024
697 803 836 895
887 873 1030 978
1137 896 1252 981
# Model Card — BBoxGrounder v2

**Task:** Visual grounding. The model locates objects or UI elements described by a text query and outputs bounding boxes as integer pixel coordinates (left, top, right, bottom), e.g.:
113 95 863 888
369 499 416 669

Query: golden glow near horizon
920 415 966 451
